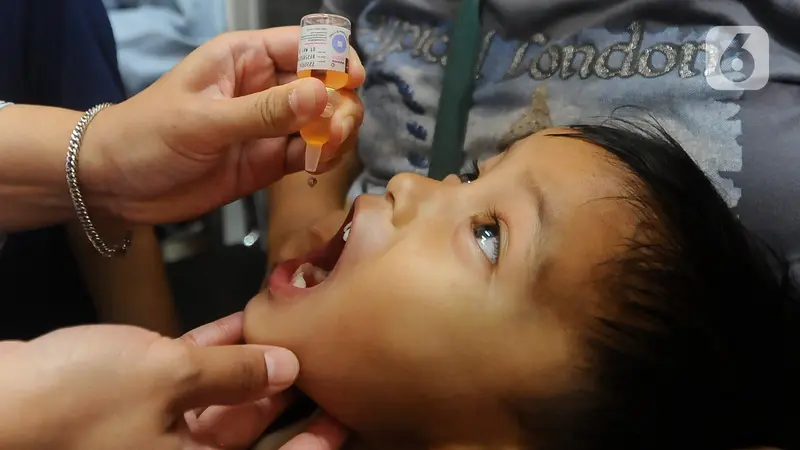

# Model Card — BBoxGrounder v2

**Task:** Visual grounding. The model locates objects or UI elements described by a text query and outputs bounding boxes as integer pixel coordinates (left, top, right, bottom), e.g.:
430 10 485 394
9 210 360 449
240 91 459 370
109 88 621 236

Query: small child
267 0 800 280
247 119 797 450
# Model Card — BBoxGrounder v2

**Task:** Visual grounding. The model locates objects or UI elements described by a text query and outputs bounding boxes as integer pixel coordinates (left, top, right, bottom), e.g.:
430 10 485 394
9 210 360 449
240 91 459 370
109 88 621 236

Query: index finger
280 413 349 450
181 312 245 347
228 27 366 89
344 48 366 89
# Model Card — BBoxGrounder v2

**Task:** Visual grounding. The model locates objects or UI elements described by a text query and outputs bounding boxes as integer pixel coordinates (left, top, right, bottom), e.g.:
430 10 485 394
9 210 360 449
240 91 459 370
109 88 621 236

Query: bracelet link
65 103 132 258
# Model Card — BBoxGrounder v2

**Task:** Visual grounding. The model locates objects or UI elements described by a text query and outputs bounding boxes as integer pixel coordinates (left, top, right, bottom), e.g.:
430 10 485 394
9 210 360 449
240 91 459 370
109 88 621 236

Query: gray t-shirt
324 0 800 269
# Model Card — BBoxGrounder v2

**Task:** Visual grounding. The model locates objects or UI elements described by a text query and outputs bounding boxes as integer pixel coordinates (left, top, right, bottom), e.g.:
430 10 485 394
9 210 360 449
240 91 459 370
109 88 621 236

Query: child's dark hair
512 118 798 450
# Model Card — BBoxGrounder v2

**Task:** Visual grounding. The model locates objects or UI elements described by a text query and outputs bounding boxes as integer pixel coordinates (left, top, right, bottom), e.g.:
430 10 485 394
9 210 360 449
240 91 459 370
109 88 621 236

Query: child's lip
267 205 357 300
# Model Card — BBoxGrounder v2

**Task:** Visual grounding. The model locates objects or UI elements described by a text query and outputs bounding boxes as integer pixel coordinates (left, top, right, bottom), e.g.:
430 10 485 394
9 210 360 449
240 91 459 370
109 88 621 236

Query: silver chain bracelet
65 103 132 258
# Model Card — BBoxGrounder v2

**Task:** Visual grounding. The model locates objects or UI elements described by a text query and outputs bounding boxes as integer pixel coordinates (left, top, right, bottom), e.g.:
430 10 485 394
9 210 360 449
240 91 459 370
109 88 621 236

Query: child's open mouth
267 205 356 298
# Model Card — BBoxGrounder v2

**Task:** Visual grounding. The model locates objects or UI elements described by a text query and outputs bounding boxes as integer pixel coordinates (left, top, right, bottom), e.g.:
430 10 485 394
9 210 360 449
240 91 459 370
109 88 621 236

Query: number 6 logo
704 26 770 91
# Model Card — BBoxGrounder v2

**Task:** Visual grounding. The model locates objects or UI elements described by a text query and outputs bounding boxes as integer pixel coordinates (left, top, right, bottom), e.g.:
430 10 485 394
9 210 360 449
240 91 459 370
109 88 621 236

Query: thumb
0 340 24 356
170 345 299 412
218 77 329 141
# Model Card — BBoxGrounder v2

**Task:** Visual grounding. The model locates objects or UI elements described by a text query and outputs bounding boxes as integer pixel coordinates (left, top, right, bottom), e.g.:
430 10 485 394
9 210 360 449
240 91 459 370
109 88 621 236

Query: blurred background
104 0 323 330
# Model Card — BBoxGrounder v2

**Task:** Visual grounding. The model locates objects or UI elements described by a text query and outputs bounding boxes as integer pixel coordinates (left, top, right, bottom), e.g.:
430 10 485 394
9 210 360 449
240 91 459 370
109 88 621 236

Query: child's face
245 130 638 444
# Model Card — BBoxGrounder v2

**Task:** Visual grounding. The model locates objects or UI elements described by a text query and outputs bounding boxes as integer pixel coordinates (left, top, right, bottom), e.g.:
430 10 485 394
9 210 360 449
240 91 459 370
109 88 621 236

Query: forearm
0 105 114 231
68 220 180 336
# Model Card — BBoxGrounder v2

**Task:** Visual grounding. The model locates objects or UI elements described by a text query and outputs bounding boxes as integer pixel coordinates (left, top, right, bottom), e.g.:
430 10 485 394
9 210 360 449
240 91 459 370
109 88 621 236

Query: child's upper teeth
343 222 352 242
312 268 330 284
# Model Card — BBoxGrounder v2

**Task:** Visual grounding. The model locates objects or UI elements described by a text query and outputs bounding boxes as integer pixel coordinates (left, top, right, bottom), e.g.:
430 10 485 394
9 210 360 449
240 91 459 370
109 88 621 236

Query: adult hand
0 313 348 450
85 26 365 224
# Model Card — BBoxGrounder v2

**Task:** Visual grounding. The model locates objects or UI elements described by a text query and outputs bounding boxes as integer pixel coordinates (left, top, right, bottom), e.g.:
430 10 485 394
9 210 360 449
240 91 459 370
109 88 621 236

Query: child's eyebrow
494 142 546 215
520 169 548 233
518 169 550 284
496 142 551 281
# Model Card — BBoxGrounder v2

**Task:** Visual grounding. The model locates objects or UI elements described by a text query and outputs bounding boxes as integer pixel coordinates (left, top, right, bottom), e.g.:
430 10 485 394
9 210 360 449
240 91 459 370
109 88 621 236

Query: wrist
0 104 128 231
73 105 126 220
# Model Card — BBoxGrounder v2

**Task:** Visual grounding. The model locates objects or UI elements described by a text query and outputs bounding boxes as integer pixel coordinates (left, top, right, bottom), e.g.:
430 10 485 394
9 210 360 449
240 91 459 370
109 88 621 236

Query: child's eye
458 159 481 184
474 220 501 265
461 161 501 265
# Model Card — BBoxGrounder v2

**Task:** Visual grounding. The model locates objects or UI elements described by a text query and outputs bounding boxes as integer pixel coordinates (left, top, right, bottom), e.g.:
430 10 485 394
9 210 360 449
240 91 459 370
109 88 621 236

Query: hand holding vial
297 13 356 185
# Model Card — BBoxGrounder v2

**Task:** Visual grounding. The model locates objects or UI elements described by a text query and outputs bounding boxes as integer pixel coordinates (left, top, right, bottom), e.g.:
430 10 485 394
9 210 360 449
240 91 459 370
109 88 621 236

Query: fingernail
321 88 340 119
264 348 299 387
288 84 317 116
340 116 355 144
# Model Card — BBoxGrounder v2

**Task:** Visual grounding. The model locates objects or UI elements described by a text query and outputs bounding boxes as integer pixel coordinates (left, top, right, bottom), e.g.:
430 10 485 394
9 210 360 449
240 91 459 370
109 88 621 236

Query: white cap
305 143 323 173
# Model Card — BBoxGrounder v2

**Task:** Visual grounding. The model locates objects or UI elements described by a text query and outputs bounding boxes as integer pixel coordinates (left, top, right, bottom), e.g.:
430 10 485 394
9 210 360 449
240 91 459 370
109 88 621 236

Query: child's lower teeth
291 271 307 288
291 263 330 288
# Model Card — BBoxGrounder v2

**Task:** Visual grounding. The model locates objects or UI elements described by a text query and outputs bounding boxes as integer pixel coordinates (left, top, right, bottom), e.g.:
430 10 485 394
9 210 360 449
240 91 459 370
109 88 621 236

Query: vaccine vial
297 13 352 174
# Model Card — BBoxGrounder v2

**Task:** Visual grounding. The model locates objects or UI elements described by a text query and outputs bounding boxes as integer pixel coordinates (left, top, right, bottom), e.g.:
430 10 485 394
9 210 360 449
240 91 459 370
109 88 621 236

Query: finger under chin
170 344 296 412
280 413 349 450
188 391 294 449
180 312 245 347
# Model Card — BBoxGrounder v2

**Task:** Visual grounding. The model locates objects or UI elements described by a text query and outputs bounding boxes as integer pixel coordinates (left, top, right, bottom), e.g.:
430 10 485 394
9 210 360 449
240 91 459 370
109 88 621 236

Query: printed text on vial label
298 25 350 73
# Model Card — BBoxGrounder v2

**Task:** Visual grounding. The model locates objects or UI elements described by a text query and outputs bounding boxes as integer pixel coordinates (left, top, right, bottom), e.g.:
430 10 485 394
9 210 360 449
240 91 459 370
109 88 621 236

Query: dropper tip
305 144 323 173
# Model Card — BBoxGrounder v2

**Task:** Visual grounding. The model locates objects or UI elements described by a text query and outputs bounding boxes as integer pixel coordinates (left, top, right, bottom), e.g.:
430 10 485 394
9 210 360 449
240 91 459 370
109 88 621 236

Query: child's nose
386 172 440 228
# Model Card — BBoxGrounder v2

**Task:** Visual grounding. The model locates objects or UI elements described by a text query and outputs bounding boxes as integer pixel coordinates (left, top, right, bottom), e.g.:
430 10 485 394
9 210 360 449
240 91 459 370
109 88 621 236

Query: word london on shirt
361 20 727 83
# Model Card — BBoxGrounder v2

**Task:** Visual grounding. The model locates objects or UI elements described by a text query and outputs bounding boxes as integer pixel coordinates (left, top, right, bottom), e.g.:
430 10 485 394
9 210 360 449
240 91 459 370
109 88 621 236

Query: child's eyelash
483 207 502 233
484 206 501 225
458 159 481 183
469 159 480 175
472 206 503 265
472 207 502 229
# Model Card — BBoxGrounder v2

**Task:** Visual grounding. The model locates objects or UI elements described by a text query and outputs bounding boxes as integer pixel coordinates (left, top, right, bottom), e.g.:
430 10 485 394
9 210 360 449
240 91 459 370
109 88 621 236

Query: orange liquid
298 69 349 90
298 70 349 146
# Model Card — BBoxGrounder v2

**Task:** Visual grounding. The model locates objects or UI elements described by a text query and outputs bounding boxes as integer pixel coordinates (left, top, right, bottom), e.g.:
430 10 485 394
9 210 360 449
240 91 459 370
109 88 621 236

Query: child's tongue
291 262 330 288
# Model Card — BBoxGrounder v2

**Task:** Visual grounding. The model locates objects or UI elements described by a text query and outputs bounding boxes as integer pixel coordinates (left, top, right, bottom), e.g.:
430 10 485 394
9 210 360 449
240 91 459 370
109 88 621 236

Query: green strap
427 0 483 181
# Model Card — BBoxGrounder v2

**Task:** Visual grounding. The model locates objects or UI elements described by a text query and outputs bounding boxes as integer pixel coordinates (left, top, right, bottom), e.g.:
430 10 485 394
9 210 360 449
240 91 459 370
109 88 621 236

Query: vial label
298 25 350 73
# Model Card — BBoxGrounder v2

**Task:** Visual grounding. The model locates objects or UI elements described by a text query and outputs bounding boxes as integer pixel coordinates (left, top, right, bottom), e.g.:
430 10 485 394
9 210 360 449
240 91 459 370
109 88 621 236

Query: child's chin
241 295 283 345
241 293 323 354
